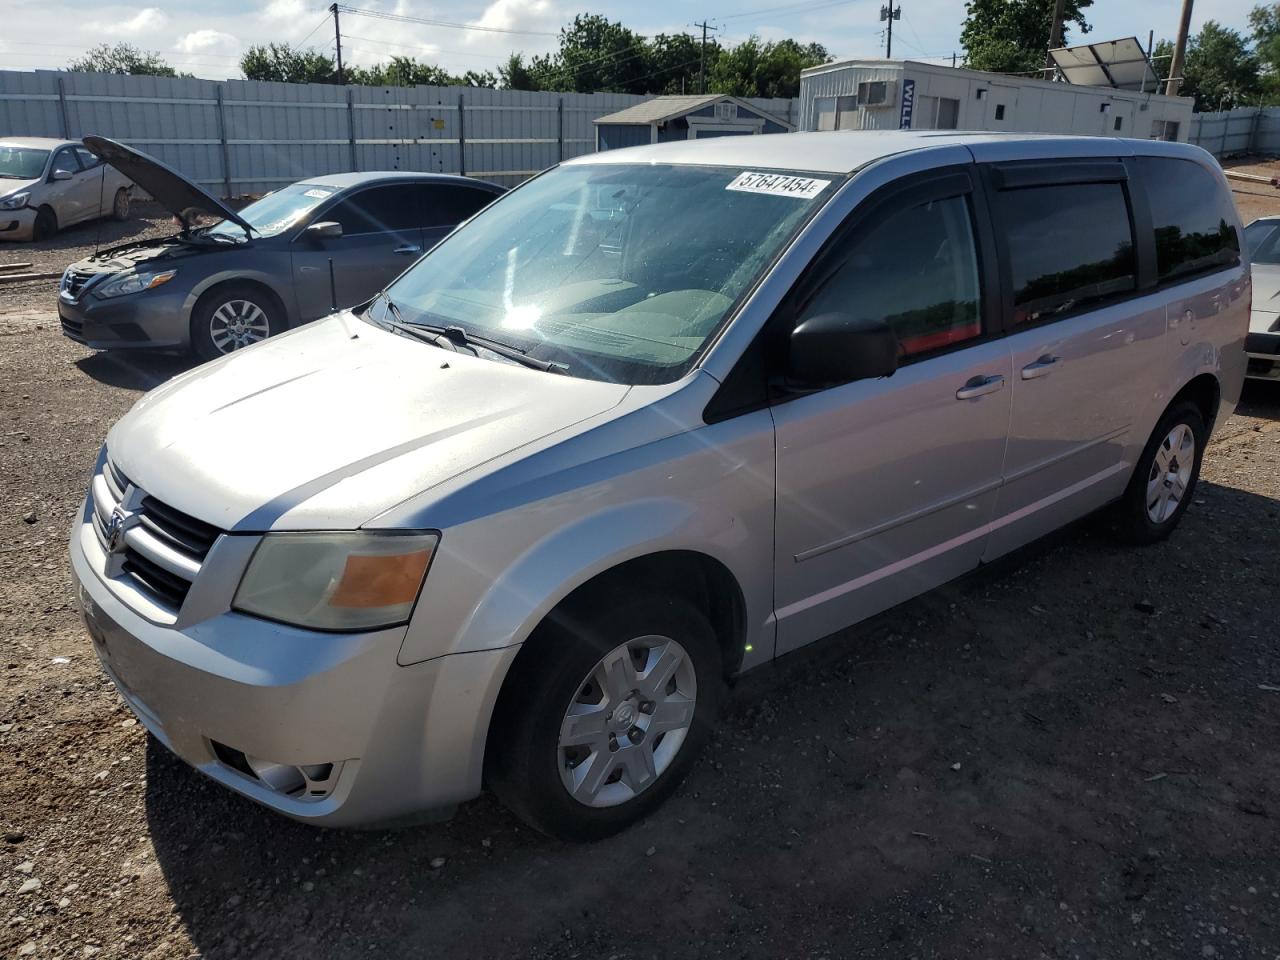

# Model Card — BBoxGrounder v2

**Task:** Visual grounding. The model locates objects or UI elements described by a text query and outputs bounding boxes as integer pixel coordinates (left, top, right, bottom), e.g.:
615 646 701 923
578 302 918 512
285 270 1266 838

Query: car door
981 159 1168 560
419 183 497 251
290 183 426 322
770 167 1013 655
1245 220 1280 329
45 146 85 226
74 146 109 218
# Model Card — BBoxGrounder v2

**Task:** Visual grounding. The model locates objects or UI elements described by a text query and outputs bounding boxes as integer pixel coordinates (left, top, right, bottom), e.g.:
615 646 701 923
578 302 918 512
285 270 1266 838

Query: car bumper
0 208 37 241
58 286 191 350
1246 331 1280 381
70 498 519 827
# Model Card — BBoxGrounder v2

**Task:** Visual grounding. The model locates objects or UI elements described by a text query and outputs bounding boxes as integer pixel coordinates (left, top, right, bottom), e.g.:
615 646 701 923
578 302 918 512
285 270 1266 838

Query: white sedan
0 136 133 242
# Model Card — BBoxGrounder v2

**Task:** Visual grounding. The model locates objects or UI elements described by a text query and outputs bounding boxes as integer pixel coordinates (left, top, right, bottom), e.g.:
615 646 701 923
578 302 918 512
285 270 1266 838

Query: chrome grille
60 268 97 301
89 455 223 614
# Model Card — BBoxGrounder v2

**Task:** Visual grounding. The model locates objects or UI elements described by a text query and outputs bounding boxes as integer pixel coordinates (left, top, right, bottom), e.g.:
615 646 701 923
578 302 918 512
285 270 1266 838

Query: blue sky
0 0 1263 81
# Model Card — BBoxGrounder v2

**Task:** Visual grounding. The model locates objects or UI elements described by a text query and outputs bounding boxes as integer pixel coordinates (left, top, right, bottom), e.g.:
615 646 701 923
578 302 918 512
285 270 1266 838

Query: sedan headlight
233 531 439 631
0 191 30 210
94 268 177 299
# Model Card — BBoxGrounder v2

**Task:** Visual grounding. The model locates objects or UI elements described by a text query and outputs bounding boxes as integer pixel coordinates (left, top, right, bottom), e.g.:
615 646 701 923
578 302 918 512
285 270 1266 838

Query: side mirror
304 220 342 241
787 313 898 388
51 169 74 181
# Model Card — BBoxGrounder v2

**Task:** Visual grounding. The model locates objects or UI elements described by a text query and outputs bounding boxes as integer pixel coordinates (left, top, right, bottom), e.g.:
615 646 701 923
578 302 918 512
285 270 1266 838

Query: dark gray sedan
58 137 503 360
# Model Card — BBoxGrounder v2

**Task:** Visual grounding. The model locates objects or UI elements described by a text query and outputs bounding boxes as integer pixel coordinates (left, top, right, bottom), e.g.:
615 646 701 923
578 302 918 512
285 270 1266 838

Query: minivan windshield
206 181 339 239
378 163 836 383
0 146 50 180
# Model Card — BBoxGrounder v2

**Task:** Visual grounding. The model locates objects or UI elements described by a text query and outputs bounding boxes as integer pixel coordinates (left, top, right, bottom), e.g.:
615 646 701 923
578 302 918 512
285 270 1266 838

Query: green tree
539 14 651 93
68 42 179 77
1155 23 1260 111
240 43 337 84
709 37 828 98
647 32 715 94
1250 3 1280 99
960 0 1093 74
498 53 541 90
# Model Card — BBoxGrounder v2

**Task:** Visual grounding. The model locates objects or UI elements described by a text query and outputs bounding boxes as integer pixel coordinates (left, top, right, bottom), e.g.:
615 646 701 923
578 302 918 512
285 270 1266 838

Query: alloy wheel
1146 422 1195 523
209 299 270 353
558 635 697 808
113 189 129 219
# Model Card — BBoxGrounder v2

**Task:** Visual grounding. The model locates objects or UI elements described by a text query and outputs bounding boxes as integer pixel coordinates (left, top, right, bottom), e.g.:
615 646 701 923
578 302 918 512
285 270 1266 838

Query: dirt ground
1 168 1280 960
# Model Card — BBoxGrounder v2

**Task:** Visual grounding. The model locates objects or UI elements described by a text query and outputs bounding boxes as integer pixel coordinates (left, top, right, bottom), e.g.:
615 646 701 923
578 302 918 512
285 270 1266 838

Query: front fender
396 405 777 672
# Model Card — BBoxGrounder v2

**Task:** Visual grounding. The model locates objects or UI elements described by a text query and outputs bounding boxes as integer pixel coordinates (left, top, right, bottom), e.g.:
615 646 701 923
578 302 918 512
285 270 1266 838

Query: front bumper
58 283 191 350
70 497 519 827
0 207 36 241
1246 331 1280 381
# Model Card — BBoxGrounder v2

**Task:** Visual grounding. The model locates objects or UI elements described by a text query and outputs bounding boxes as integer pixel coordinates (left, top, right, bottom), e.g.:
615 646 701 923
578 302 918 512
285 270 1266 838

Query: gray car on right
71 132 1247 842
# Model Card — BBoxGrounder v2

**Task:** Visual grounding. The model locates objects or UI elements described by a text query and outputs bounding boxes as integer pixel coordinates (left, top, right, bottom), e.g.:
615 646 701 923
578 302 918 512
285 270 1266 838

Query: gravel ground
0 174 1279 960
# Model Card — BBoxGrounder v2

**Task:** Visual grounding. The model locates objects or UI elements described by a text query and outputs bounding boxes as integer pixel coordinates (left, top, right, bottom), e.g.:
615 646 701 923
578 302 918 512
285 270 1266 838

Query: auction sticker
726 171 831 199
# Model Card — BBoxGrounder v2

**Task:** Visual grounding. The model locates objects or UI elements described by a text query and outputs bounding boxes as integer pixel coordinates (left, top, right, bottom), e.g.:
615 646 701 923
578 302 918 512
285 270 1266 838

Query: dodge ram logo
105 505 136 554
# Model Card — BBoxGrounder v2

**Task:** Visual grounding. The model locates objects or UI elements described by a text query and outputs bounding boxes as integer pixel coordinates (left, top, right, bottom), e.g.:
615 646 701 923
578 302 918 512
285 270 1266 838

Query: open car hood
82 135 253 234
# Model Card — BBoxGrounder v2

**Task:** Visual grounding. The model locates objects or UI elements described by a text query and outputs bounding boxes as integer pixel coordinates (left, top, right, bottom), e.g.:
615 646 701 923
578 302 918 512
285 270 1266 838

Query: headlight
94 268 177 299
0 191 30 210
232 531 438 631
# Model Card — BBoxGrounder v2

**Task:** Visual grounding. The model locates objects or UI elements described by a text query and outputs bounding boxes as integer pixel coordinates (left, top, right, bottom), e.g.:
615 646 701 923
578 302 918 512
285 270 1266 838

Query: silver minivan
70 132 1249 841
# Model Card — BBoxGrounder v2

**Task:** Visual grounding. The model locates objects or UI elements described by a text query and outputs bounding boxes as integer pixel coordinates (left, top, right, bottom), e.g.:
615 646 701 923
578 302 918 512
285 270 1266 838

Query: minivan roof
565 130 1213 175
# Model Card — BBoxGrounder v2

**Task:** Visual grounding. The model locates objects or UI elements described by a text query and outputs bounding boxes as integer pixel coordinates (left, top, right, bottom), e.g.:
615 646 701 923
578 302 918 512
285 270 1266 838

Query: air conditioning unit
857 80 898 108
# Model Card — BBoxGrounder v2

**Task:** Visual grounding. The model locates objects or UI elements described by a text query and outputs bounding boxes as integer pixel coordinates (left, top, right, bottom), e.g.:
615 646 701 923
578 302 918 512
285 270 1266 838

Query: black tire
189 284 283 362
112 187 130 222
1114 400 1207 544
32 206 57 242
486 592 724 842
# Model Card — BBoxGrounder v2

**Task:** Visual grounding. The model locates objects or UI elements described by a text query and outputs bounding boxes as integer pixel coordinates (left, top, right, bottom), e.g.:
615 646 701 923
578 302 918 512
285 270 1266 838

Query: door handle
956 374 1005 400
394 244 421 255
1020 354 1060 379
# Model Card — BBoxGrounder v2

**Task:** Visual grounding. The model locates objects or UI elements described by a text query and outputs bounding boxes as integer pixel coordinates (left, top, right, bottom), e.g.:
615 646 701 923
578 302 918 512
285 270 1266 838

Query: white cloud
260 0 308 23
176 29 240 54
93 6 168 37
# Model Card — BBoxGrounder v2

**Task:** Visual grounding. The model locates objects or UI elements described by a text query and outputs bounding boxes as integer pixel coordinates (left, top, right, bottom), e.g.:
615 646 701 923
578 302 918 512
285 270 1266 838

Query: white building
798 55 1194 142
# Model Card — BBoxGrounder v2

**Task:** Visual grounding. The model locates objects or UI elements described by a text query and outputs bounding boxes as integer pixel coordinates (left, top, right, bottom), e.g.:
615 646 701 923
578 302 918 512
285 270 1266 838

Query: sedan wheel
209 299 271 353
558 636 697 808
112 188 130 221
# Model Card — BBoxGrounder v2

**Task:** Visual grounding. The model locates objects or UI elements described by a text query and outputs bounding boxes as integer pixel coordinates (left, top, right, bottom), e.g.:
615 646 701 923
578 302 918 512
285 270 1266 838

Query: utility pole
1166 0 1194 96
329 3 344 85
1044 0 1067 69
695 20 718 95
880 1 901 59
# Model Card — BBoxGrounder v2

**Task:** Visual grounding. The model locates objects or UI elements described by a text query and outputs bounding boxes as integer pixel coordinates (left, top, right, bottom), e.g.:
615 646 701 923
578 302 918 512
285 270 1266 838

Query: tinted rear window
325 184 422 234
423 185 496 227
995 182 1136 325
1137 156 1239 283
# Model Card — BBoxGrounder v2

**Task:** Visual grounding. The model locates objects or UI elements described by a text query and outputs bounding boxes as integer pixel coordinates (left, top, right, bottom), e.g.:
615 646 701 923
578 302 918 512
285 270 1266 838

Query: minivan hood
83 135 253 233
106 315 631 531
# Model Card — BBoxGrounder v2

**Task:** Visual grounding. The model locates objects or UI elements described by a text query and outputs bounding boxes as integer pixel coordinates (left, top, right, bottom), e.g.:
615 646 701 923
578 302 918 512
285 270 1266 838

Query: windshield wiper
433 324 564 373
368 292 456 350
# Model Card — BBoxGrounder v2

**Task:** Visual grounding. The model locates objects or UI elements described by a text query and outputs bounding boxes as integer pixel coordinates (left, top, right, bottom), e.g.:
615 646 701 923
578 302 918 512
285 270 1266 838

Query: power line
712 0 855 22
296 10 334 49
337 5 559 38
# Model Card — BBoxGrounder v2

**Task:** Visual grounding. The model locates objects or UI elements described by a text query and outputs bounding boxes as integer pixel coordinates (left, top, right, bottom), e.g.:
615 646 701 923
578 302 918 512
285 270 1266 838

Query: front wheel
190 285 282 361
111 187 130 221
32 206 57 242
1113 400 1207 544
487 594 723 841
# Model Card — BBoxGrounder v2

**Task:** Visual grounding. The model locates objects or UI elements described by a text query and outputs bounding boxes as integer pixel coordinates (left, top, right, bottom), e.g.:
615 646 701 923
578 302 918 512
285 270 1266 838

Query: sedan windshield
206 182 339 239
0 146 50 180
380 163 836 383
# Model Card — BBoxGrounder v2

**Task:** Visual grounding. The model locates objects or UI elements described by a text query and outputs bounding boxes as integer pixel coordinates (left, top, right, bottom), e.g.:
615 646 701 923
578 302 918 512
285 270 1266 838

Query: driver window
801 193 983 359
51 148 80 178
